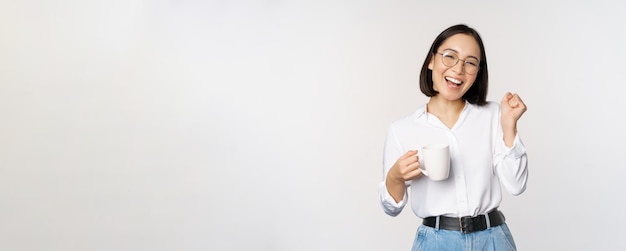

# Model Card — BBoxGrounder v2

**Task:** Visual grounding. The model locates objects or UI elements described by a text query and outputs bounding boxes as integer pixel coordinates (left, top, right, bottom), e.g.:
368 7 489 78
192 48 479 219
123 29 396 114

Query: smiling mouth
445 76 463 86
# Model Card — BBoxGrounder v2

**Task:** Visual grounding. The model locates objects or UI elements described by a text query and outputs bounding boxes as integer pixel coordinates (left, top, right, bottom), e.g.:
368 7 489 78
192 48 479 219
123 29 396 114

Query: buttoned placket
425 104 472 217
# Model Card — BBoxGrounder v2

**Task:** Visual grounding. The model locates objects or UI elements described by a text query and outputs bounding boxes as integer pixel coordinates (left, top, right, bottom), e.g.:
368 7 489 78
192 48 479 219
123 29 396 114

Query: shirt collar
414 100 473 125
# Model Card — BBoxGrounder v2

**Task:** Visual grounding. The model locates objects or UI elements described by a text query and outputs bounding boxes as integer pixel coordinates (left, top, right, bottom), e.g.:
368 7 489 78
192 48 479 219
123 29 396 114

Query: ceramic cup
419 144 450 181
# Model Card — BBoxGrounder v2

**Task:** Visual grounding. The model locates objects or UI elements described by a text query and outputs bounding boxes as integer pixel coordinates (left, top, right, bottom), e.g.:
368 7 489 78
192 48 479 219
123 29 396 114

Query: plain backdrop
2 1 626 250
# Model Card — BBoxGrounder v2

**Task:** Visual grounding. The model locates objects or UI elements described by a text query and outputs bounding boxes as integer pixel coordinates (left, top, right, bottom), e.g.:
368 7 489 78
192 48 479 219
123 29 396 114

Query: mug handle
417 151 429 176
419 168 429 176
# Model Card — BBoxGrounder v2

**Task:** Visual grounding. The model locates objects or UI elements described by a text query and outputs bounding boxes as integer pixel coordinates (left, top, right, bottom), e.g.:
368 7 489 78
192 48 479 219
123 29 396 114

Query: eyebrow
442 48 480 61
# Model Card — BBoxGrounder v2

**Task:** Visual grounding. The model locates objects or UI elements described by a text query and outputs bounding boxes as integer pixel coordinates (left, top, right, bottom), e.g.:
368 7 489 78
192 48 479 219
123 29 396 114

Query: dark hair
419 24 488 106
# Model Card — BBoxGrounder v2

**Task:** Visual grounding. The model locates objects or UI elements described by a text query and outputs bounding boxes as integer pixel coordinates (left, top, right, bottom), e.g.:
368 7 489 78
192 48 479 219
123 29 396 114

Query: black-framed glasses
435 50 480 75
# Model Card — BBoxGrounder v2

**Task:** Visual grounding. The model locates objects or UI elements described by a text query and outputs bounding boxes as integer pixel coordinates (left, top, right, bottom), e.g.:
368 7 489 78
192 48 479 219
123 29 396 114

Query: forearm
495 149 528 195
385 175 407 203
501 119 517 147
494 133 529 196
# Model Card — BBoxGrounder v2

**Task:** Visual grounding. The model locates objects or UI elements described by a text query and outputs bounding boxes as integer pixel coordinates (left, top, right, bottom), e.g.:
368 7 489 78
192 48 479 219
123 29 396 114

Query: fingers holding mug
392 150 422 181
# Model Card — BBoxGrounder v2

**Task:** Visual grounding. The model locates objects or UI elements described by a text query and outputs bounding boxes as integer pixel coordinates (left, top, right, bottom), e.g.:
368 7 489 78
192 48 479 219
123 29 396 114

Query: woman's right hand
385 150 422 203
388 150 423 184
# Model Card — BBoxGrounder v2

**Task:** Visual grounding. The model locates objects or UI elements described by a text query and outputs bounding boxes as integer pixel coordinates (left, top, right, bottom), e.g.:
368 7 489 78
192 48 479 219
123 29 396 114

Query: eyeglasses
435 51 480 75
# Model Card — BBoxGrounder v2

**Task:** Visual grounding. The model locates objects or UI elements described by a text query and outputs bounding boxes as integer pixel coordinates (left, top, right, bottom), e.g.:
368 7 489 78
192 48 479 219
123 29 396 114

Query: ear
428 55 434 70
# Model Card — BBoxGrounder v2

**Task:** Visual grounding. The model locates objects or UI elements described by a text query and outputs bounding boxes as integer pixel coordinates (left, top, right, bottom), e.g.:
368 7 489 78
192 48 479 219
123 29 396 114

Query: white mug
419 144 450 181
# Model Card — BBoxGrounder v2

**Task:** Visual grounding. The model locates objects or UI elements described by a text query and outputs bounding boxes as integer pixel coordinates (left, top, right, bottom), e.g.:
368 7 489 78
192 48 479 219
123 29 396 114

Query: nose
452 60 466 74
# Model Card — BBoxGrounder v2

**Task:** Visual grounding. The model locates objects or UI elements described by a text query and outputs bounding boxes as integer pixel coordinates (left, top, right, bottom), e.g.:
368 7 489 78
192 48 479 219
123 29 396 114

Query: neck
427 97 466 115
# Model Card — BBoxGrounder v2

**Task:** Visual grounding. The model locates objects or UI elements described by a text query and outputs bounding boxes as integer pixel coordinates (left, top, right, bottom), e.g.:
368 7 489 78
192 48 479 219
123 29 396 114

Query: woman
379 24 528 250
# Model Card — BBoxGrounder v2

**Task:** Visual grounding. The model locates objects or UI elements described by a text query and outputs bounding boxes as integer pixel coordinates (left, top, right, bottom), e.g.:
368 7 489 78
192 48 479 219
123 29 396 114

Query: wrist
386 172 404 185
501 121 518 147
501 117 518 130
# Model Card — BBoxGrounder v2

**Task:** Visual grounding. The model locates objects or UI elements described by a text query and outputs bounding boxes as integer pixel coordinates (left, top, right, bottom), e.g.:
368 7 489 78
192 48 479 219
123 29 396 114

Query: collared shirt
379 101 528 218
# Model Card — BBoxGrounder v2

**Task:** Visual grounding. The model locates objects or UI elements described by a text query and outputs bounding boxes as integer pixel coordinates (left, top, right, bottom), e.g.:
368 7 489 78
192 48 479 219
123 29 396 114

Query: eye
443 53 457 60
465 60 479 67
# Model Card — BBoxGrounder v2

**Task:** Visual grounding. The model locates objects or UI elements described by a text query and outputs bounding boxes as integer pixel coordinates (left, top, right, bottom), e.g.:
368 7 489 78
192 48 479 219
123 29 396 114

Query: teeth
445 77 462 85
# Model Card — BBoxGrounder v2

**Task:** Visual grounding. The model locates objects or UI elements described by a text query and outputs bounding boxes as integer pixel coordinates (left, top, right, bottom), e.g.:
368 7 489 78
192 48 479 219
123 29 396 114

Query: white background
2 1 626 250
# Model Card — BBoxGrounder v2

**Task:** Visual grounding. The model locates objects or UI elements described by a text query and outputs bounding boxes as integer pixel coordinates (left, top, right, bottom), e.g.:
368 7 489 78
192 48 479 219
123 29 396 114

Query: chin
438 92 464 101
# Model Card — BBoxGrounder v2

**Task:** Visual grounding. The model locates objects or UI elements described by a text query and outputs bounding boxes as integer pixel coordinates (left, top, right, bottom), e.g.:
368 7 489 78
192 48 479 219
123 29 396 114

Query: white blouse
379 101 528 218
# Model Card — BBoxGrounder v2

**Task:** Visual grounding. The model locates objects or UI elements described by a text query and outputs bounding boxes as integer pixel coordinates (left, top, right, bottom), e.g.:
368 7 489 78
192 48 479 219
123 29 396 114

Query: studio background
1 1 625 250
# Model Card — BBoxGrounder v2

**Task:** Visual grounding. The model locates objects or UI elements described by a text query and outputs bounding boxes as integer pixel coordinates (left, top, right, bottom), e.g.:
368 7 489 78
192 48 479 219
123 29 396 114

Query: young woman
379 24 528 250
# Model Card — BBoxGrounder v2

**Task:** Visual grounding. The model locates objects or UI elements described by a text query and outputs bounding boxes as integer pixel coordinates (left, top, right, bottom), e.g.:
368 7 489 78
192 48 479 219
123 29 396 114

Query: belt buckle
459 216 470 234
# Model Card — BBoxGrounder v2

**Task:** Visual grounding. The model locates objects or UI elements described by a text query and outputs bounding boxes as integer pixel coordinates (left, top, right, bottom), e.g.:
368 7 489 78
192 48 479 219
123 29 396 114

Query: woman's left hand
501 92 527 147
501 92 527 124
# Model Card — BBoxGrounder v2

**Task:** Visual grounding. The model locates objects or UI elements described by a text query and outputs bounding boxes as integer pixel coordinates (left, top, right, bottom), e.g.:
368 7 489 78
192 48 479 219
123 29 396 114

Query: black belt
422 209 506 234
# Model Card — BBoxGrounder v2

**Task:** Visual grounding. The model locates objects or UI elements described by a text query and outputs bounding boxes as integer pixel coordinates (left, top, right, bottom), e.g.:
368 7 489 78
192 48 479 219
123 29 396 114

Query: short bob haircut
419 24 489 106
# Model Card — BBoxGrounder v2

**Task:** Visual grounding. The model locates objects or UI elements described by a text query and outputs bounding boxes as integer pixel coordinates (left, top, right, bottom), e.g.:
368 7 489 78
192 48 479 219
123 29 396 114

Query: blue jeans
412 224 517 251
